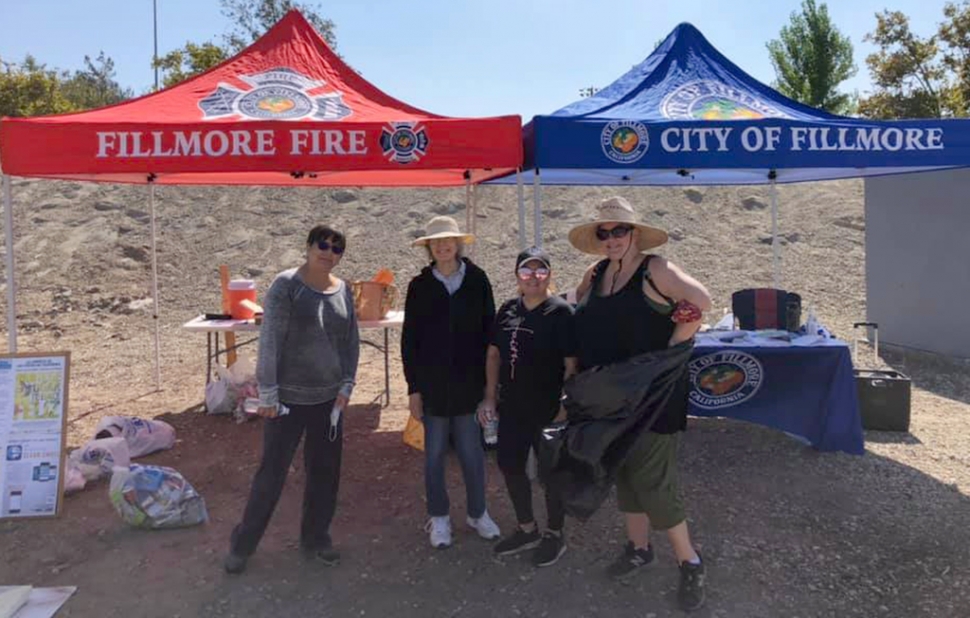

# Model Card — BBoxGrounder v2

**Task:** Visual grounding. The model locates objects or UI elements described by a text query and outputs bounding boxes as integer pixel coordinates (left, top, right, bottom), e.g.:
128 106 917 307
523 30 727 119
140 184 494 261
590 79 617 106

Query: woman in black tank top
568 196 712 611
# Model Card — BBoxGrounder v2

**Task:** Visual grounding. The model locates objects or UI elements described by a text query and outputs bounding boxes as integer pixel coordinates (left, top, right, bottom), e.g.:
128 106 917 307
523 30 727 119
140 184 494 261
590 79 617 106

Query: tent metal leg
149 183 162 390
770 178 781 290
532 170 542 248
2 175 16 353
465 177 474 258
516 169 526 250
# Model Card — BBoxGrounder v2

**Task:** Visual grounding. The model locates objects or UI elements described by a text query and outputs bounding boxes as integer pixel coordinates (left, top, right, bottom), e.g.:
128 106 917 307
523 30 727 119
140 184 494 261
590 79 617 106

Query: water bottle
483 412 499 445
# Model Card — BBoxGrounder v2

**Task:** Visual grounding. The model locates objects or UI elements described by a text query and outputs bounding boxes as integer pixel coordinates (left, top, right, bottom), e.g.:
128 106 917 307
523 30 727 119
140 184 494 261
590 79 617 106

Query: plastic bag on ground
68 437 131 482
64 459 87 494
205 374 238 415
109 464 208 529
95 416 176 458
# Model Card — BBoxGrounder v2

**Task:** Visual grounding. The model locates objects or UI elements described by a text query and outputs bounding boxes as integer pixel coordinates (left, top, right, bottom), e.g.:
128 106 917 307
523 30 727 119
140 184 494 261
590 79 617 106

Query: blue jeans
423 413 486 519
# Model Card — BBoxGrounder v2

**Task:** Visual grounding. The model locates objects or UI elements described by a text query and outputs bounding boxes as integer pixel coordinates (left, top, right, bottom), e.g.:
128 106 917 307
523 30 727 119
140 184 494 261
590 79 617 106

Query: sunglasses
315 239 345 255
517 266 550 281
595 225 633 241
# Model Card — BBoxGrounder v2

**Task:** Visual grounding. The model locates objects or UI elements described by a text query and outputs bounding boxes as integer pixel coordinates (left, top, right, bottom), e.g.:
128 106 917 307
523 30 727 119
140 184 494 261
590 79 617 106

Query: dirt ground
0 179 968 617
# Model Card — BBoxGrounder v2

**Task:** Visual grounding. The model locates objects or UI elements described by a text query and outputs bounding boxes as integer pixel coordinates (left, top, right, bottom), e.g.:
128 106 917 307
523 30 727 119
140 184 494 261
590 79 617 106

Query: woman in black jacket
401 216 501 549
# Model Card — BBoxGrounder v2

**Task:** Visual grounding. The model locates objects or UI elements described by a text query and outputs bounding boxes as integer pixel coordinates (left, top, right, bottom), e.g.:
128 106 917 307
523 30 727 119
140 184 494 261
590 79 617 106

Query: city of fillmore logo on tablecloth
199 68 352 121
689 351 764 409
661 80 792 120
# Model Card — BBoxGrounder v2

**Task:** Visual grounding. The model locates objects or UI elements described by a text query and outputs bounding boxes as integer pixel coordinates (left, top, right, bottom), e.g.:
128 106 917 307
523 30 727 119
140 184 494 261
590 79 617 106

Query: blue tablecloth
688 343 864 454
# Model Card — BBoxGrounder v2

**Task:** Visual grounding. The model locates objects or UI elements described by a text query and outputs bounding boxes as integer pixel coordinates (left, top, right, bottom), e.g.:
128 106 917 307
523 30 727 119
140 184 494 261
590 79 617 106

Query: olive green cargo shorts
615 431 685 530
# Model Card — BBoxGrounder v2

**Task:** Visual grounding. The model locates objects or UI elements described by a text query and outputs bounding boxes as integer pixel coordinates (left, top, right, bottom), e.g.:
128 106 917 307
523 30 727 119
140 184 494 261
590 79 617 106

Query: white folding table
183 310 404 407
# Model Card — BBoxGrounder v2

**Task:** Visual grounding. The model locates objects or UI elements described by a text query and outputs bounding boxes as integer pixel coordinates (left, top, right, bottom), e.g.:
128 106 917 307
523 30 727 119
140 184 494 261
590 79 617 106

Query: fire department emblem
380 122 429 164
199 68 351 121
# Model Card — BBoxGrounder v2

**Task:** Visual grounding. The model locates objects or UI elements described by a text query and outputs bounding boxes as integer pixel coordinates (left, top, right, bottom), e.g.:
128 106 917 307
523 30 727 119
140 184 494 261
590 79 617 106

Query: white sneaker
466 510 501 540
425 516 452 549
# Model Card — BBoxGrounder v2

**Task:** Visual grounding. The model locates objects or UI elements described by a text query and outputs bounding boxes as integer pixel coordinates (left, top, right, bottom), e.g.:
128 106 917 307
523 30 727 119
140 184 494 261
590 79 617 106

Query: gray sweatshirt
256 268 360 408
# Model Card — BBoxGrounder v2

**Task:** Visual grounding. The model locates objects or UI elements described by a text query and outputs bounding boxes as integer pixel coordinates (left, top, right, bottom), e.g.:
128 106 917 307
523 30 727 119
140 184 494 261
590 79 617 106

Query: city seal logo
600 121 650 164
661 80 792 120
199 68 351 121
689 351 763 410
380 122 429 164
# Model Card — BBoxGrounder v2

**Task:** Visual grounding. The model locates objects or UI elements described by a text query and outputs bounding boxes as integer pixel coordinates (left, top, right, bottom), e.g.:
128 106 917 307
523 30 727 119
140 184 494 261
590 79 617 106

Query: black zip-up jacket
540 341 693 521
401 258 496 418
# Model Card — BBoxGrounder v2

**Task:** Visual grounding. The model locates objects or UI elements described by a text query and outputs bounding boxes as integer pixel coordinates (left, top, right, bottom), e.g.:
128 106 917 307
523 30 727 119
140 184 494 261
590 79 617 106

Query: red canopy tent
0 10 522 384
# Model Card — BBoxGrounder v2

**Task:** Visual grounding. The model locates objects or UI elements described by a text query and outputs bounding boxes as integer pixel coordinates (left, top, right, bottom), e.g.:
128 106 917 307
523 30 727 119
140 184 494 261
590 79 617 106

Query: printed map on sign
14 372 62 422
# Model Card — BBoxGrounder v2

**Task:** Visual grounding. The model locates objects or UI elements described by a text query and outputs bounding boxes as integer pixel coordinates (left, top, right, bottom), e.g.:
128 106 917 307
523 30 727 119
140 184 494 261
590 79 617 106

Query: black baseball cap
516 246 552 270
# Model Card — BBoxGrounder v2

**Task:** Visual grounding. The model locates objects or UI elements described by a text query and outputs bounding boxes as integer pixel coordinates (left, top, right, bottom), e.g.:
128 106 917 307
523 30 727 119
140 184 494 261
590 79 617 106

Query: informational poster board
0 352 70 519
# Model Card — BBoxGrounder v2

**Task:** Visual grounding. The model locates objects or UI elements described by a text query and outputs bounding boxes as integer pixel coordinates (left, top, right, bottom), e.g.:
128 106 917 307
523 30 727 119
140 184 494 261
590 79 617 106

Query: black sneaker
678 557 706 611
494 527 541 556
532 531 567 567
223 552 247 575
302 546 341 566
605 541 654 579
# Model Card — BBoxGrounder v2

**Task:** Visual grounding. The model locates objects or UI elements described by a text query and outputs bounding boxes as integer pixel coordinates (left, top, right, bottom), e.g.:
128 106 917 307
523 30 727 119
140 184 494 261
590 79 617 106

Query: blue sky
0 0 948 120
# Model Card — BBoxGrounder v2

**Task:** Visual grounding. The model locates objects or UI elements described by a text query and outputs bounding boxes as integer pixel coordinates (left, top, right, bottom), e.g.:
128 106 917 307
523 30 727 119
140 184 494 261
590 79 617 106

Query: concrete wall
865 169 970 358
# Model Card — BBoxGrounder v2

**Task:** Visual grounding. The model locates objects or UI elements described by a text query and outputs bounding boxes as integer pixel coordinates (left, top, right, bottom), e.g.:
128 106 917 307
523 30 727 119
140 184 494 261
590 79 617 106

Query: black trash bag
540 341 693 521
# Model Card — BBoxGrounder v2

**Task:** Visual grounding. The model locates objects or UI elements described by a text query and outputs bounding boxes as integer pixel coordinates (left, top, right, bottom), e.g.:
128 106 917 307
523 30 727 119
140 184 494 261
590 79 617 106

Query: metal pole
149 183 161 390
532 170 542 248
471 183 479 247
770 177 781 289
464 176 474 258
2 175 17 353
516 169 526 250
153 0 159 90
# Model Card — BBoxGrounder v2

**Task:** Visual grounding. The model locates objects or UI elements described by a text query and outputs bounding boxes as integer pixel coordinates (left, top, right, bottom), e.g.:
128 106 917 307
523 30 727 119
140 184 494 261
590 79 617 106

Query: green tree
153 42 229 88
61 51 132 109
858 10 953 118
152 0 338 88
767 0 857 114
0 55 77 117
220 0 337 51
938 1 970 114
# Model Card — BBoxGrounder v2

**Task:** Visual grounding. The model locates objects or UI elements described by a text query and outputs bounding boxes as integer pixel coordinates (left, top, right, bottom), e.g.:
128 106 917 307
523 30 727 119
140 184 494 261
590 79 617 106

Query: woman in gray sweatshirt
225 225 360 575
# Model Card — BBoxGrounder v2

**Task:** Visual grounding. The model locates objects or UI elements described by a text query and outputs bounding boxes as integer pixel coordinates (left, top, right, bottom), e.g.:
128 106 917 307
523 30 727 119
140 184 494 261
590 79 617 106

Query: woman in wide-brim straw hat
401 215 501 549
569 196 712 611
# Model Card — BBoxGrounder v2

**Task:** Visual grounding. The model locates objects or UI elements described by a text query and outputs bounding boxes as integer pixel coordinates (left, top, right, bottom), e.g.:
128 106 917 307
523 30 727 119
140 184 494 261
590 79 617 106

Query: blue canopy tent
492 22 970 285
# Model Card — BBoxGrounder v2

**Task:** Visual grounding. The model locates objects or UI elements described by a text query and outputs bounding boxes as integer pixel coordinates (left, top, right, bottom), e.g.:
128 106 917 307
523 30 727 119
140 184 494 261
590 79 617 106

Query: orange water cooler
227 280 258 319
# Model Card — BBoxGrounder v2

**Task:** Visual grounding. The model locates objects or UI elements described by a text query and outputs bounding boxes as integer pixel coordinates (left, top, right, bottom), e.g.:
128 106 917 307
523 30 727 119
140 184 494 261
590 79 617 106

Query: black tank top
575 256 688 433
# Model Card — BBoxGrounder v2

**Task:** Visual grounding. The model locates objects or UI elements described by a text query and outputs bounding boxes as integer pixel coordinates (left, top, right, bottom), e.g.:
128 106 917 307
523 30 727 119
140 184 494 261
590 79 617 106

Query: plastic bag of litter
69 437 131 482
64 459 87 494
95 416 176 458
109 464 208 529
205 373 238 416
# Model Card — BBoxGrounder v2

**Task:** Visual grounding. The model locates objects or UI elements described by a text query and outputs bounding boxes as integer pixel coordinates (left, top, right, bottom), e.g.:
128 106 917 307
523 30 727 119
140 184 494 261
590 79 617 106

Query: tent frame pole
3 175 16 353
769 173 781 290
532 170 542 248
464 175 474 258
516 169 526 250
149 181 162 390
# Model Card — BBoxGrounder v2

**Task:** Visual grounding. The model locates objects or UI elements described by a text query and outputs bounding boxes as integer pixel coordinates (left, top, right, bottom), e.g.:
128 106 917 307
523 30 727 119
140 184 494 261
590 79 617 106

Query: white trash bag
69 437 131 482
205 372 238 416
109 464 208 529
64 459 87 494
95 416 176 459
205 356 257 417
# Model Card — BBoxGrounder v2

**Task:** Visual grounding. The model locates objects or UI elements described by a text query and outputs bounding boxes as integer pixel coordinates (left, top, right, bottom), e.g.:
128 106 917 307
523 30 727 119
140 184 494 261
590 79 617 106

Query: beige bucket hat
567 196 668 255
411 215 476 247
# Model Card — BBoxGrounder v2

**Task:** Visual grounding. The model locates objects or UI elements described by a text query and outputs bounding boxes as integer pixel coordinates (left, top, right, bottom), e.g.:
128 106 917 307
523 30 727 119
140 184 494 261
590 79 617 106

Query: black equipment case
853 322 912 432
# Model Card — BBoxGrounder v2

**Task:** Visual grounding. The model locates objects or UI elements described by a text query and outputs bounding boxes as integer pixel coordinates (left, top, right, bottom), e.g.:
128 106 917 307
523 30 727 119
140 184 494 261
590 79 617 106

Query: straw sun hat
568 196 668 255
411 215 476 247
